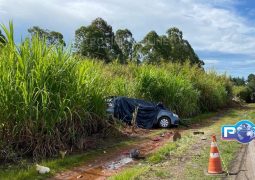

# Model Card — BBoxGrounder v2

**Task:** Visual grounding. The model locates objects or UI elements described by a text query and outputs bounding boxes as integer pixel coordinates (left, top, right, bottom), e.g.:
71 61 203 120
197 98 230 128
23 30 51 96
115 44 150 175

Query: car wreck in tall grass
106 96 180 128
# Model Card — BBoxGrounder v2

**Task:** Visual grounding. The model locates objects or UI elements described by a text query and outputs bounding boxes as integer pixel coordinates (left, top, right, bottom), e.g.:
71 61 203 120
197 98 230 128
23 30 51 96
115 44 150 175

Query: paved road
226 141 255 180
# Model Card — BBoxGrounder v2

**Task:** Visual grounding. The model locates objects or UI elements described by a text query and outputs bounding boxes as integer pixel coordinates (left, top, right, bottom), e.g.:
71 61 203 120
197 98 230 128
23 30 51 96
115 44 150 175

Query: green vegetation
135 65 200 116
0 151 101 180
74 17 203 65
147 135 196 164
0 129 168 180
0 29 5 45
28 26 66 46
233 85 251 102
147 143 177 163
0 22 109 160
183 108 255 179
0 22 234 163
106 63 232 116
231 74 255 103
0 138 136 180
109 166 149 180
110 131 199 180
133 27 203 65
75 18 122 63
184 140 241 179
112 105 255 180
115 29 135 62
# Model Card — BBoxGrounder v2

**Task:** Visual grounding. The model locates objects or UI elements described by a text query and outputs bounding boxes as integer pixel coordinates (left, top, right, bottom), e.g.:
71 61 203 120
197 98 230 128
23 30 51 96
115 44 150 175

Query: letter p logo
223 127 235 138
221 120 255 143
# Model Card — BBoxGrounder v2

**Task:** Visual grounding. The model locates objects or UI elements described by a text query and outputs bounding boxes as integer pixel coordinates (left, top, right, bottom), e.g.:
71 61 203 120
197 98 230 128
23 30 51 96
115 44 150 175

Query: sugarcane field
0 1 255 179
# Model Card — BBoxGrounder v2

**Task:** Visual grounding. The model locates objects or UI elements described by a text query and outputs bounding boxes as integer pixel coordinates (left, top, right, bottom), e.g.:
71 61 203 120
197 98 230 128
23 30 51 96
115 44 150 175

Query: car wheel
158 116 171 128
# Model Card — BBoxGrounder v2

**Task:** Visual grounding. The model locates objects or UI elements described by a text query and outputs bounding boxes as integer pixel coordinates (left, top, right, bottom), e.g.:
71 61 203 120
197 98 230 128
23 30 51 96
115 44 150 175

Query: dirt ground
49 106 255 180
50 129 177 180
50 117 217 180
139 122 215 180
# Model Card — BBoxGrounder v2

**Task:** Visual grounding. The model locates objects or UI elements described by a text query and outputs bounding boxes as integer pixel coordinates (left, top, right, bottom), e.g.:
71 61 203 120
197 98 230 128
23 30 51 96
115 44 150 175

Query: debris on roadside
152 137 161 141
173 131 181 141
193 131 204 135
36 164 50 174
59 150 67 159
201 136 207 140
180 157 186 162
106 156 133 170
130 149 140 159
76 175 83 179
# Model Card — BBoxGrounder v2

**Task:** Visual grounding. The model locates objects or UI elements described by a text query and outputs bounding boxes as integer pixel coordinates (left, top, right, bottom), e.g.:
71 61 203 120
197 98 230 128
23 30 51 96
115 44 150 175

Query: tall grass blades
0 23 108 160
0 22 233 161
162 63 232 112
134 65 199 116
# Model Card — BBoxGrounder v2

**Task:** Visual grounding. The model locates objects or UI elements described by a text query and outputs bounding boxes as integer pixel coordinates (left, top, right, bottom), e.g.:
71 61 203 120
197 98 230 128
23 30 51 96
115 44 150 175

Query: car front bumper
172 116 180 125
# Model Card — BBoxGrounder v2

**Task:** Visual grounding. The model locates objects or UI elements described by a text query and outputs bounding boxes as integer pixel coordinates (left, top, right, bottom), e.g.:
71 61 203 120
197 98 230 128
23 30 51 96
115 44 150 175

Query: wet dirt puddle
68 153 134 180
71 132 173 180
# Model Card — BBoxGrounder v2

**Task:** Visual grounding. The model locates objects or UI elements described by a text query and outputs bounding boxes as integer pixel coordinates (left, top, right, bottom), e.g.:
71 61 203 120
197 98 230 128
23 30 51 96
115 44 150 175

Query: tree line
231 74 255 102
0 18 204 66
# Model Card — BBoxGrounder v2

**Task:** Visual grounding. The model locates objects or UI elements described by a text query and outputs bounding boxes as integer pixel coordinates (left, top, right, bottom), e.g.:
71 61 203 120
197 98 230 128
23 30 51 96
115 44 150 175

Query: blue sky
0 0 255 78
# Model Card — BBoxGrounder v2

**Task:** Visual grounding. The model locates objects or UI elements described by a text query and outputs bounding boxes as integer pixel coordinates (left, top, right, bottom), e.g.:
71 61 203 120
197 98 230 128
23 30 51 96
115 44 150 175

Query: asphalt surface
226 141 255 180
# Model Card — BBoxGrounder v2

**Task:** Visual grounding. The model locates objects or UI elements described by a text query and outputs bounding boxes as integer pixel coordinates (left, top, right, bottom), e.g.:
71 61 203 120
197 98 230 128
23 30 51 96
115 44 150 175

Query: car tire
158 116 171 128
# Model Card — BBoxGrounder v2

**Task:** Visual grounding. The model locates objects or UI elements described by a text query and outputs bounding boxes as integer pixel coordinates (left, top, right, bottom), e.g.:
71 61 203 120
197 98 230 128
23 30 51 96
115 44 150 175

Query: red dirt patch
51 131 175 180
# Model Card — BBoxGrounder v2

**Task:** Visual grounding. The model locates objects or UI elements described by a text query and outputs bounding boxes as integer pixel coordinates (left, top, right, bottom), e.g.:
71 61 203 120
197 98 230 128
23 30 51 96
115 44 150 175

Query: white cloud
232 60 255 65
204 58 255 77
0 0 255 57
203 59 220 65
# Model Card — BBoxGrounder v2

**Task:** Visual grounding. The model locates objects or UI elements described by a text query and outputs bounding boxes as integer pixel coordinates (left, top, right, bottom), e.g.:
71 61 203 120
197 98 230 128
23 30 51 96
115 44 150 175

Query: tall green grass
233 85 251 102
0 22 108 160
0 22 233 160
134 65 199 116
161 63 232 112
104 62 232 116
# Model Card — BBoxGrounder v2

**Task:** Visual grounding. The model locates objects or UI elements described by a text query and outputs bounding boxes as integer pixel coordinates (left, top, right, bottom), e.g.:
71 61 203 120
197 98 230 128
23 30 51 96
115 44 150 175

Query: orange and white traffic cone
208 135 223 174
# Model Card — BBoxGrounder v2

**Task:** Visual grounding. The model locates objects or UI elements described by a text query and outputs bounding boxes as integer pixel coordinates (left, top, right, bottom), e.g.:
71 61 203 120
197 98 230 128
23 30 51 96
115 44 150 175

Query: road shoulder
226 141 255 180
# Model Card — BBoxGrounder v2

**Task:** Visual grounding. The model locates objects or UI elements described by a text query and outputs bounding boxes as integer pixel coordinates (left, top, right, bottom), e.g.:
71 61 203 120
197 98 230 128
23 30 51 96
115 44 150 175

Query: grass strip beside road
1 105 254 180
111 104 255 180
0 138 136 180
184 105 255 179
0 129 167 180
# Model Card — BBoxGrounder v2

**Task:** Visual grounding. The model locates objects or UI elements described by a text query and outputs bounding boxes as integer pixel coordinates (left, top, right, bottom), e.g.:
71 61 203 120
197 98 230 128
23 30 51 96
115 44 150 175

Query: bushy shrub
233 86 252 102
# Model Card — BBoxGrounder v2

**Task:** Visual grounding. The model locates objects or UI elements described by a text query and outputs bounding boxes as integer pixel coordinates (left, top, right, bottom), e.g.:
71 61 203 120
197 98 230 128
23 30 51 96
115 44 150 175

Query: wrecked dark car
106 96 180 129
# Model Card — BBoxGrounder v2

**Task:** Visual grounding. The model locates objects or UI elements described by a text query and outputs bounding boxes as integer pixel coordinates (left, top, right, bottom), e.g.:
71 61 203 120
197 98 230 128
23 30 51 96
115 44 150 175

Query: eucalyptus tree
166 27 203 66
75 18 122 63
134 31 166 64
115 29 135 62
28 26 66 46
